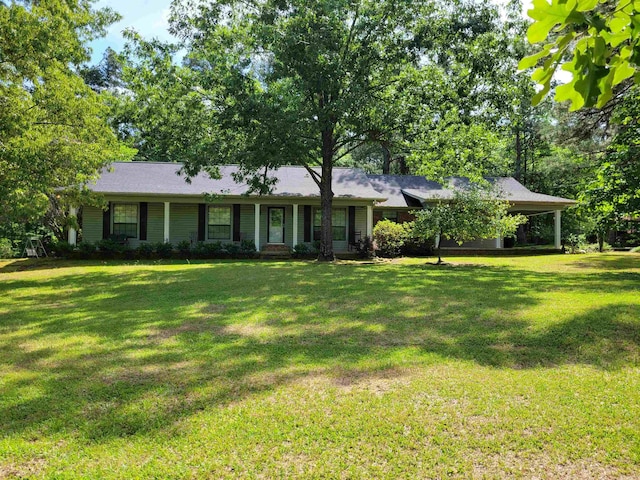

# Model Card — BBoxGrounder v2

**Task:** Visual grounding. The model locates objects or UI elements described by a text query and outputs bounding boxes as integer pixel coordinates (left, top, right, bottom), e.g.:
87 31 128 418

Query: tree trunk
598 231 604 253
397 156 409 175
436 229 443 265
318 128 335 262
381 143 391 174
514 127 522 181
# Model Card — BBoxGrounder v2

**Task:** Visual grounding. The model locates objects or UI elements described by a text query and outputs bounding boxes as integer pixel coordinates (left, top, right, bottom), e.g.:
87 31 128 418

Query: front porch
78 199 375 254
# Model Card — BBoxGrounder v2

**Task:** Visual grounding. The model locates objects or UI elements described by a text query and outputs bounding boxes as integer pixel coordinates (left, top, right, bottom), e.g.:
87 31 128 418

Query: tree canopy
0 0 134 224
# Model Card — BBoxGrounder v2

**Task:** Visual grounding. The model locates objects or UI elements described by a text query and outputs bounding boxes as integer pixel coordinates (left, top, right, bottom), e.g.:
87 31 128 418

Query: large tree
123 0 460 260
0 0 134 225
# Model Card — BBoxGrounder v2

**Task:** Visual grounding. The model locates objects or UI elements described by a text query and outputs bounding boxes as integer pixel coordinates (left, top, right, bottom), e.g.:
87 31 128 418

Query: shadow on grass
0 260 638 442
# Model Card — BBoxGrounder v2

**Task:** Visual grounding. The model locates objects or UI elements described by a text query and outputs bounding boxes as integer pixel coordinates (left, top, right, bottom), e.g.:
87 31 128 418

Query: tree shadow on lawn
0 261 638 442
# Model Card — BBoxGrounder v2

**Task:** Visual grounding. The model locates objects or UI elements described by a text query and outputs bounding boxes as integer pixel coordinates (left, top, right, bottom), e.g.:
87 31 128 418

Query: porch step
260 244 292 259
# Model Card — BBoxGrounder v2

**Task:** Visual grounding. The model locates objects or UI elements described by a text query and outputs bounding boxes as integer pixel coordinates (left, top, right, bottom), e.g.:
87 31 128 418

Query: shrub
78 242 96 259
293 243 310 257
96 239 128 257
401 235 433 256
137 242 155 259
565 233 586 254
631 246 640 253
355 236 375 259
52 240 75 257
153 242 173 259
225 243 240 256
177 240 192 257
373 219 409 258
240 239 257 253
0 238 15 258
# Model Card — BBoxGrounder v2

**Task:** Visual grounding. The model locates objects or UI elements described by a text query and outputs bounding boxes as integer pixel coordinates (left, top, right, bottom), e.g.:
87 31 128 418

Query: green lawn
1 254 639 478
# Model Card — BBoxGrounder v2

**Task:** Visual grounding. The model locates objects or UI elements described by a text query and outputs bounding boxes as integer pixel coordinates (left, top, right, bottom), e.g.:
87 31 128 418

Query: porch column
68 207 77 246
163 202 170 243
554 209 562 249
254 203 261 251
495 214 502 249
366 205 373 238
292 204 299 247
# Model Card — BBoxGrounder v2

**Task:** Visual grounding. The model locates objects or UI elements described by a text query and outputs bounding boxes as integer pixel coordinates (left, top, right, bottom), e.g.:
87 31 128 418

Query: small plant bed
0 253 639 478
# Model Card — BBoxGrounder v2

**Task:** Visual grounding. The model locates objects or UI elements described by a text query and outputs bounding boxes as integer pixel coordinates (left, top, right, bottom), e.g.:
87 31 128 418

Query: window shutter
233 204 241 241
139 202 148 240
102 202 111 239
198 204 206 241
303 205 311 242
348 206 356 243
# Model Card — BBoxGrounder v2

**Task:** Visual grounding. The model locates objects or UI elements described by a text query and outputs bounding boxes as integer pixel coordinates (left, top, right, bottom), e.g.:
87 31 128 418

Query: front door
268 207 285 243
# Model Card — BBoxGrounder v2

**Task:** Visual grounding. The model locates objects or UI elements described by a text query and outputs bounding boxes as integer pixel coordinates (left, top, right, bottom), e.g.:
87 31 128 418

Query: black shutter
139 202 148 240
303 205 311 242
348 206 356 243
233 204 241 241
198 204 206 241
102 202 111 239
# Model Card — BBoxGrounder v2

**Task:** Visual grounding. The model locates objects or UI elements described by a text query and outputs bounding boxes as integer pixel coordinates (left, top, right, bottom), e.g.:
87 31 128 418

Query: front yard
0 254 638 478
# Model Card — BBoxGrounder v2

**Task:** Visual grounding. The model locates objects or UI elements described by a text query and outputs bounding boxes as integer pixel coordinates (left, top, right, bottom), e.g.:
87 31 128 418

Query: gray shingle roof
367 175 576 207
89 162 386 200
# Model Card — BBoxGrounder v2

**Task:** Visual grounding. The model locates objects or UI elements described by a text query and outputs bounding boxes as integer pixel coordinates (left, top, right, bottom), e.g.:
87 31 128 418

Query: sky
89 0 535 65
89 0 176 64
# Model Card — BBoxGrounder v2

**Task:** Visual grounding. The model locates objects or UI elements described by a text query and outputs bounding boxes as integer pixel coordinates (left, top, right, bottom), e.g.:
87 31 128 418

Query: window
313 208 347 241
208 206 231 239
382 210 398 222
113 204 138 238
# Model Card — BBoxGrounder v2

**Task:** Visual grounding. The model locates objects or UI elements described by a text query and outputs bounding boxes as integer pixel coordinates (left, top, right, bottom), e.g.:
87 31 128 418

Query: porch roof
367 175 577 208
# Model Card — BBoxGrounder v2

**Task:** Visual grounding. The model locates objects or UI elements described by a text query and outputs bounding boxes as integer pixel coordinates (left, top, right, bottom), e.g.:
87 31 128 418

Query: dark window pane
209 225 231 239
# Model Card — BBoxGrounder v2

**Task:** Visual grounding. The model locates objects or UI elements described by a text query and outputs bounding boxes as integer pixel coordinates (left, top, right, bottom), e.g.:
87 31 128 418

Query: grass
0 253 639 478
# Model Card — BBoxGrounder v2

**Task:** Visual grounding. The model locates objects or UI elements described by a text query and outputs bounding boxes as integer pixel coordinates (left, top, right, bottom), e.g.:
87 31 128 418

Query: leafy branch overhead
520 0 640 110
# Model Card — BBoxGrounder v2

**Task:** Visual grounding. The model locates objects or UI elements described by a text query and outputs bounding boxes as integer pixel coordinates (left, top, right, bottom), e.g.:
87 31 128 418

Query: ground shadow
0 259 638 443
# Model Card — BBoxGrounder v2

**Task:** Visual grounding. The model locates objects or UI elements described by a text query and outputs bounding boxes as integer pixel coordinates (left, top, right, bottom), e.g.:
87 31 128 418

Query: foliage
579 85 640 250
0 238 15 259
0 0 135 224
521 0 640 110
412 185 527 263
176 240 192 257
354 236 375 259
292 243 311 258
136 242 155 259
78 241 96 258
51 240 75 258
240 240 257 254
152 242 173 259
96 238 129 257
372 220 410 258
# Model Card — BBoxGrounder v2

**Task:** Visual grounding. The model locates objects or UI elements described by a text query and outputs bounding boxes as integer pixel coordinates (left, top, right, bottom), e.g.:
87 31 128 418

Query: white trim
68 207 77 246
292 204 299 246
554 210 562 249
163 202 170 243
254 203 261 251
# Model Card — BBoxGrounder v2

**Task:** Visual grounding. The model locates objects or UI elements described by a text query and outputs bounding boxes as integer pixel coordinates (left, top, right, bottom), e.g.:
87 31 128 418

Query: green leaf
555 81 585 110
526 0 576 44
575 0 599 11
518 45 553 70
613 61 635 85
609 16 629 34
